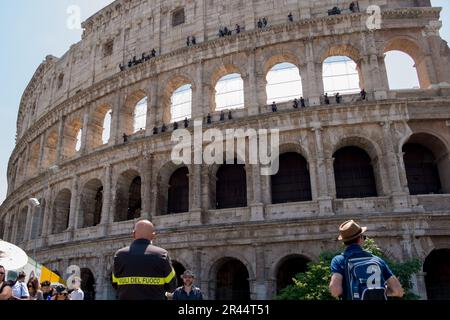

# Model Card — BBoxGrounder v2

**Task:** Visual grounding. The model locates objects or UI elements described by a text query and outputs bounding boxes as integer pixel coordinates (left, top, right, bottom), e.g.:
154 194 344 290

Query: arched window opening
403 143 442 195
216 163 247 209
323 56 360 95
15 207 28 244
128 177 142 220
216 258 250 300
52 189 71 234
167 167 189 214
75 129 82 152
385 51 420 90
171 84 192 123
133 97 147 133
102 110 112 144
334 147 377 199
266 63 303 104
115 171 142 222
30 199 45 240
271 153 312 204
215 73 245 111
276 255 310 294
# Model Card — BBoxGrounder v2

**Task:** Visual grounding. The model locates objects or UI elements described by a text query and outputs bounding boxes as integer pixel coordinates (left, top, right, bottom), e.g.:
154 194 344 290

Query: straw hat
338 220 367 242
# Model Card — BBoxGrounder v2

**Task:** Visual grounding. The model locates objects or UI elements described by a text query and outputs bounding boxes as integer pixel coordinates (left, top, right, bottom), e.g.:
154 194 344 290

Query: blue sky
0 1 449 204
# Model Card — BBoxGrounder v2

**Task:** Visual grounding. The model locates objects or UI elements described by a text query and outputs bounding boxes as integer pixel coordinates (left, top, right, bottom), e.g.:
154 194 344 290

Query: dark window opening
216 259 250 300
276 256 309 294
271 153 312 204
403 143 442 195
167 167 189 214
334 147 377 199
216 163 247 209
172 8 185 27
127 176 142 220
103 40 114 57
424 249 450 300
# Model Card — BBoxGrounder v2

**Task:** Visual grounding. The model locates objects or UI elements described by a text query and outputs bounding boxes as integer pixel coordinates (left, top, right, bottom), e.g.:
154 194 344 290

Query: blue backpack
343 251 388 300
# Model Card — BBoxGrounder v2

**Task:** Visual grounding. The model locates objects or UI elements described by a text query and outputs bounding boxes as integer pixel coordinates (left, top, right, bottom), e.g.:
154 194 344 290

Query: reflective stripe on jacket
113 239 177 300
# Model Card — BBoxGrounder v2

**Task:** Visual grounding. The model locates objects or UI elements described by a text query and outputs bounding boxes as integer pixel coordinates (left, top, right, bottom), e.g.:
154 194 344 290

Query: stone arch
263 51 302 76
79 178 104 228
319 43 364 94
89 103 113 149
383 36 431 88
62 117 83 159
330 134 385 197
401 132 449 194
210 63 245 112
319 43 362 64
262 50 304 104
207 253 255 301
157 161 190 215
273 254 311 294
330 135 382 163
42 129 58 168
114 169 142 222
162 74 195 124
15 206 28 244
121 90 148 136
52 188 71 234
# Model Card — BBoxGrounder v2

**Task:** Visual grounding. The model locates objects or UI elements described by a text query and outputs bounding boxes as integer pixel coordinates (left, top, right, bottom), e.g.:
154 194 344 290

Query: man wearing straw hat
329 220 404 300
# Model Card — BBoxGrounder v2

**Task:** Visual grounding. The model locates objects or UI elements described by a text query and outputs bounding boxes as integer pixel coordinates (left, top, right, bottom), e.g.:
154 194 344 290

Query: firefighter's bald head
133 219 156 241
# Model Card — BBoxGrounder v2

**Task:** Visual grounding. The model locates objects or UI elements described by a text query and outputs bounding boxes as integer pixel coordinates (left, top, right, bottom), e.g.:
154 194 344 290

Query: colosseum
1 0 449 300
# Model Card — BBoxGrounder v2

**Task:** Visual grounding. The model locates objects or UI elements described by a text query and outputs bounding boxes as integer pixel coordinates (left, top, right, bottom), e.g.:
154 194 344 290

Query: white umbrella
0 240 28 270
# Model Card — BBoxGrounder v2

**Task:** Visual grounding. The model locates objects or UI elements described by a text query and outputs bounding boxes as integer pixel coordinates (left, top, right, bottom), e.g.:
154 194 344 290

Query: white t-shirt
12 281 29 299
70 288 84 300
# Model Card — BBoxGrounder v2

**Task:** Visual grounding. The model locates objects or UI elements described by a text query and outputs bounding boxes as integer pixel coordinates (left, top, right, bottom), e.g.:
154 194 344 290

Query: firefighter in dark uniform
113 220 177 300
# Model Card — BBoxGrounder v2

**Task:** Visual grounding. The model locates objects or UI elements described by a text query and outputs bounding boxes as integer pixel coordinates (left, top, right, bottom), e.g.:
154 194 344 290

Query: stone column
3 211 13 242
141 152 153 220
24 205 34 242
189 164 202 211
380 121 411 211
67 175 80 238
146 79 159 136
192 61 205 120
10 207 20 244
362 32 388 100
200 166 211 211
56 114 66 163
245 50 260 116
304 41 322 106
80 108 90 154
311 126 333 215
193 248 203 287
99 164 112 236
253 244 267 300
249 163 264 222
40 186 52 247
23 144 31 181
112 92 124 145
38 134 46 172
423 21 450 85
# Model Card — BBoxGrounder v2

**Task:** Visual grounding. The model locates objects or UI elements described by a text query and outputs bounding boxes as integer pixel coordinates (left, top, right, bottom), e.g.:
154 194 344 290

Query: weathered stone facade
1 0 450 300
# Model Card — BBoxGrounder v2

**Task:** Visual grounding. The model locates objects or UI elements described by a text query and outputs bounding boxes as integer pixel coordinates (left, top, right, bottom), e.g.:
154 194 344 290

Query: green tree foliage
277 238 421 300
